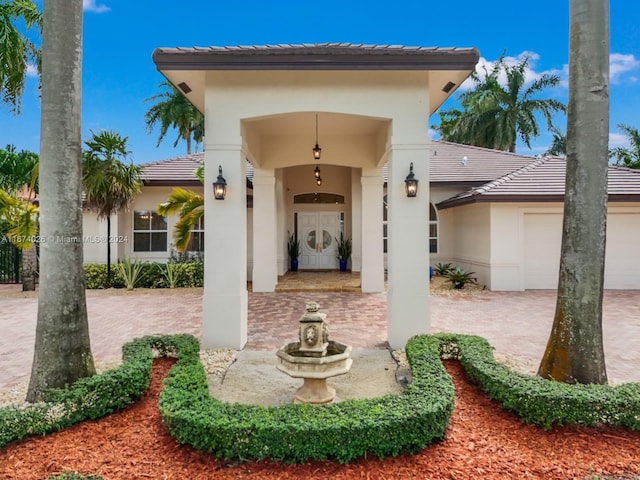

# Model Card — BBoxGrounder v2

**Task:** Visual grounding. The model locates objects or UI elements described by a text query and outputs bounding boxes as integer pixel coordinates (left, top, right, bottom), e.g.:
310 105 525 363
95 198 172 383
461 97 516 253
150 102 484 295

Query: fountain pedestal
276 302 353 405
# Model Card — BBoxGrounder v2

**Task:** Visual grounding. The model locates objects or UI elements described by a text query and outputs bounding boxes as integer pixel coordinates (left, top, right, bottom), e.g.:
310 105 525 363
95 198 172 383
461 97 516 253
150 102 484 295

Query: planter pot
339 259 348 272
291 259 299 272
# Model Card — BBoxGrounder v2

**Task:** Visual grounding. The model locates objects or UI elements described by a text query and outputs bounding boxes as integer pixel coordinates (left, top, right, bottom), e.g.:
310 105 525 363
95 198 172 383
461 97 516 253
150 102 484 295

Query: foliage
115 258 145 290
162 262 180 288
82 130 142 220
0 334 197 448
435 54 566 153
432 262 453 276
157 185 203 252
144 81 204 154
84 262 204 289
0 187 38 249
434 333 640 430
0 145 39 193
444 267 477 289
0 0 41 113
544 127 566 157
2 333 638 459
335 232 352 261
48 473 104 480
287 232 300 261
609 123 640 169
160 334 453 463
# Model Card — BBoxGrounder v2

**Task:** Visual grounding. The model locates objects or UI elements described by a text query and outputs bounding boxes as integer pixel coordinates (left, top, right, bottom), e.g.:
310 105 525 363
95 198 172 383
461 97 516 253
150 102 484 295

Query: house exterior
82 43 640 350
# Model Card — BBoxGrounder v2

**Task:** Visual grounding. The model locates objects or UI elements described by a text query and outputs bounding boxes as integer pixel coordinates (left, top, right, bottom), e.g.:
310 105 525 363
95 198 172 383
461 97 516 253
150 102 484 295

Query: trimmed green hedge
159 334 454 463
0 335 197 448
2 333 638 463
84 262 204 289
433 333 640 430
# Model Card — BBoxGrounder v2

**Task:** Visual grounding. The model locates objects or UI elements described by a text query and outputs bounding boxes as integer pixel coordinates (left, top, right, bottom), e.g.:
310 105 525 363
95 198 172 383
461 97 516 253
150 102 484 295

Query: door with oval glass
297 212 342 269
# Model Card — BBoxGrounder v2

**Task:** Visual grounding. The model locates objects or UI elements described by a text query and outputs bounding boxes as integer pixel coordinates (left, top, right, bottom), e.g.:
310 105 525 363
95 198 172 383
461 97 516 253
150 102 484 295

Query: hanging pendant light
312 114 322 160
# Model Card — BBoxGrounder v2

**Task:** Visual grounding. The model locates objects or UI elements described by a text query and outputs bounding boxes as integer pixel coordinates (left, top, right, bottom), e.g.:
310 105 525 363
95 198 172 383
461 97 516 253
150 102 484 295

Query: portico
152 43 478 349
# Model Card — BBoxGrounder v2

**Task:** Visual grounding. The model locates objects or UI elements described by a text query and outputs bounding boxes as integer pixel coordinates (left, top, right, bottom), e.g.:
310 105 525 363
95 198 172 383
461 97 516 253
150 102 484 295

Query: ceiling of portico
242 112 391 169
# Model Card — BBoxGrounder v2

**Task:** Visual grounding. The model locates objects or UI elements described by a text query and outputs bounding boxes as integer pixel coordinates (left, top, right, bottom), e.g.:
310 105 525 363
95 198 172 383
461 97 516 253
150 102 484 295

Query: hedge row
158 334 454 463
433 333 640 430
84 262 203 289
2 333 638 463
0 335 198 448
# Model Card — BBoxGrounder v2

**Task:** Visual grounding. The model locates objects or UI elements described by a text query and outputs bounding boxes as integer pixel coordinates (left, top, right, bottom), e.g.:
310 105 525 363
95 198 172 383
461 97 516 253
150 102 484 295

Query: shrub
48 473 104 480
444 267 477 289
84 261 204 289
433 262 453 276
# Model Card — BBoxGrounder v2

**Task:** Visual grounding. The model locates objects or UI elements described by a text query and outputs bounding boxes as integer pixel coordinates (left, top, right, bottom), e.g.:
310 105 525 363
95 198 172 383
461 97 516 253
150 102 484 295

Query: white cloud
26 63 38 78
460 51 640 92
83 0 110 13
609 132 630 149
610 53 640 84
460 51 563 91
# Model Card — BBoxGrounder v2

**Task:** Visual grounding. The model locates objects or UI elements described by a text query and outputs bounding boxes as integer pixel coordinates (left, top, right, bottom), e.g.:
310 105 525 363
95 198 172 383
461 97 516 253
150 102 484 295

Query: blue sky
1 0 638 164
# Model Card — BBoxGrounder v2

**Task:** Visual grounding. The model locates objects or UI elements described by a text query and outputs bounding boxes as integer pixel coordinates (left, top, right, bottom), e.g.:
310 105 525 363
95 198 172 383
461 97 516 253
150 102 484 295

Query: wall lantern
404 162 419 197
213 165 227 200
312 114 322 160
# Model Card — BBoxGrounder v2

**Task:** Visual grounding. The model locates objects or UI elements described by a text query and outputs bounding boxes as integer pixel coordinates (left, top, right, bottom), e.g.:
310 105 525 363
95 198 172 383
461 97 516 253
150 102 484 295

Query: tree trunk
538 0 609 385
27 0 95 402
186 135 192 155
21 242 37 291
106 215 111 287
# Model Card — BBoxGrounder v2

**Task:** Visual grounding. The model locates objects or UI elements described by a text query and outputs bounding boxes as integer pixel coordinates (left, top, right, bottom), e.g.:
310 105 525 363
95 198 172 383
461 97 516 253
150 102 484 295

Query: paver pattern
1 279 638 391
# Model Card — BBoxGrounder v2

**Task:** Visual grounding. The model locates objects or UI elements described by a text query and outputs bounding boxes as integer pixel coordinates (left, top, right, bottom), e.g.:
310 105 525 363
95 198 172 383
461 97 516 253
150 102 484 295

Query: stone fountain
276 301 352 404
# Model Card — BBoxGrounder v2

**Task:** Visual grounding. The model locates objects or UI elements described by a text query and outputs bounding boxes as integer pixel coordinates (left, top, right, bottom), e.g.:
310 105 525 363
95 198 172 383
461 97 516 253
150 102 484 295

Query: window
133 210 167 252
429 203 438 253
294 192 345 204
186 215 204 252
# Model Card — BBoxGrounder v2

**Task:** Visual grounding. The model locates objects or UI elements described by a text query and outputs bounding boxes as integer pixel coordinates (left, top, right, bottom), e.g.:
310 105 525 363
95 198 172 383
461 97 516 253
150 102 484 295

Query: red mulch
1 359 639 480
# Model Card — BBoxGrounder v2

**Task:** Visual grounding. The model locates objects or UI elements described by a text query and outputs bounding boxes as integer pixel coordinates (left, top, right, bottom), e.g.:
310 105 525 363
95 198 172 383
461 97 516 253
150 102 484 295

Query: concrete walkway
1 285 639 391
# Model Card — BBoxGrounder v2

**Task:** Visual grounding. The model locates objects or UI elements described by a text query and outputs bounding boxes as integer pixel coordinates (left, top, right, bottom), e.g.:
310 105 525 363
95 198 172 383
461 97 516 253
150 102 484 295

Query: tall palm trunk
21 242 37 291
27 0 95 402
538 0 609 384
106 215 111 286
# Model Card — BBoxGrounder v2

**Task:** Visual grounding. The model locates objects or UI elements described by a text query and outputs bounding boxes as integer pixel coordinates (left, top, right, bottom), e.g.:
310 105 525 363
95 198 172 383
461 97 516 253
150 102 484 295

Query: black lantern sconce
404 162 419 197
314 165 322 186
213 165 227 200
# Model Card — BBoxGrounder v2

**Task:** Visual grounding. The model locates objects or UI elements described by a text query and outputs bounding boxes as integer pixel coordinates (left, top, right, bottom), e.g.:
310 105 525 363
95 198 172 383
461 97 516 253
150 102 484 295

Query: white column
360 169 385 292
386 142 430 349
350 168 362 272
202 141 248 349
275 169 287 276
252 169 278 292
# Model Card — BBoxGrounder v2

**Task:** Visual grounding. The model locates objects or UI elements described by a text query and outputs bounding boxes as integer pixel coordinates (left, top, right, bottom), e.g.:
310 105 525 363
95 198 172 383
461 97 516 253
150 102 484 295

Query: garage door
523 212 640 289
523 213 562 289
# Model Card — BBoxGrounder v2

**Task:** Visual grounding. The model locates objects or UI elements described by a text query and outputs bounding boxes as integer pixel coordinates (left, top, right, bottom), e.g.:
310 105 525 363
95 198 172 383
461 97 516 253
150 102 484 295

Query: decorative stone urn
276 301 352 404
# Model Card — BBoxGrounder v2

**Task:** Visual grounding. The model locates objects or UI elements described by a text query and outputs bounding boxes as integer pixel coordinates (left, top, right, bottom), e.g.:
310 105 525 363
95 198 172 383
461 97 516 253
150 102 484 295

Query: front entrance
297 212 342 269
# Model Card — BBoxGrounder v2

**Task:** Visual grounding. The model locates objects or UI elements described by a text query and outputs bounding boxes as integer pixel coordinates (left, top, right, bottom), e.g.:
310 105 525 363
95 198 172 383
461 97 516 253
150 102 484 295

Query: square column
386 143 430 349
202 143 248 349
350 169 362 272
252 169 278 292
360 170 385 292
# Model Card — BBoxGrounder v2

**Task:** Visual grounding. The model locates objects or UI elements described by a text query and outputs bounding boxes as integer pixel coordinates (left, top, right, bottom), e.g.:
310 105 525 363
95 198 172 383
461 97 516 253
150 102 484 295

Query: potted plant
335 232 352 272
287 232 300 272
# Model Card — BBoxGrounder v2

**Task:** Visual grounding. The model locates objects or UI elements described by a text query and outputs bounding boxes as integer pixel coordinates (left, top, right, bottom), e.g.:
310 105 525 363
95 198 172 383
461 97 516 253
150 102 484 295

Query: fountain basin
276 341 353 379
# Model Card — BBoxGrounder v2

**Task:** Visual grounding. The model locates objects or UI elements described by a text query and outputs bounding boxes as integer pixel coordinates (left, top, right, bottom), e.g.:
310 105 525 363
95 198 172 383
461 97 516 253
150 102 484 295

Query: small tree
609 123 640 169
83 130 142 287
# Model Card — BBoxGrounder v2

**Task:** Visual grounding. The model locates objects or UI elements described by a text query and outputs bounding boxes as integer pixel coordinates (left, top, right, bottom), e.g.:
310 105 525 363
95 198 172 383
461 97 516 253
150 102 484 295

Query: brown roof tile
437 156 640 209
152 43 479 71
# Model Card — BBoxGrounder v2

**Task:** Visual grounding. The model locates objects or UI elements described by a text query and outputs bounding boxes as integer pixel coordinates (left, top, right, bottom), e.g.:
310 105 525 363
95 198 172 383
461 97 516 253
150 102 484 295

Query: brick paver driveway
1 287 638 391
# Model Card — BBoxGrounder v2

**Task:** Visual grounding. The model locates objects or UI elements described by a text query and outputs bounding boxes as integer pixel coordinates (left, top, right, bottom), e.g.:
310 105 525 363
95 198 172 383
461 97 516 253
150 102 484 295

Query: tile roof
436 156 640 209
152 43 479 70
141 141 536 187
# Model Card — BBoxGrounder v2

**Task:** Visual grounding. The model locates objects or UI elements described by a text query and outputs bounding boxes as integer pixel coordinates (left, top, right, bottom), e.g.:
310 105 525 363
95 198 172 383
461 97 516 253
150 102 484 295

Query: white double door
297 212 342 269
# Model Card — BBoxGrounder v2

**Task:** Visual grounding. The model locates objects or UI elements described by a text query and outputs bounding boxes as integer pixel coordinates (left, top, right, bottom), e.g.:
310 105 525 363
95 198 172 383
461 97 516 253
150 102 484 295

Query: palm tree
0 144 39 290
0 0 41 113
435 55 566 153
83 130 143 286
538 0 609 385
27 0 95 403
144 81 204 154
157 166 203 252
544 127 567 157
609 123 640 169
